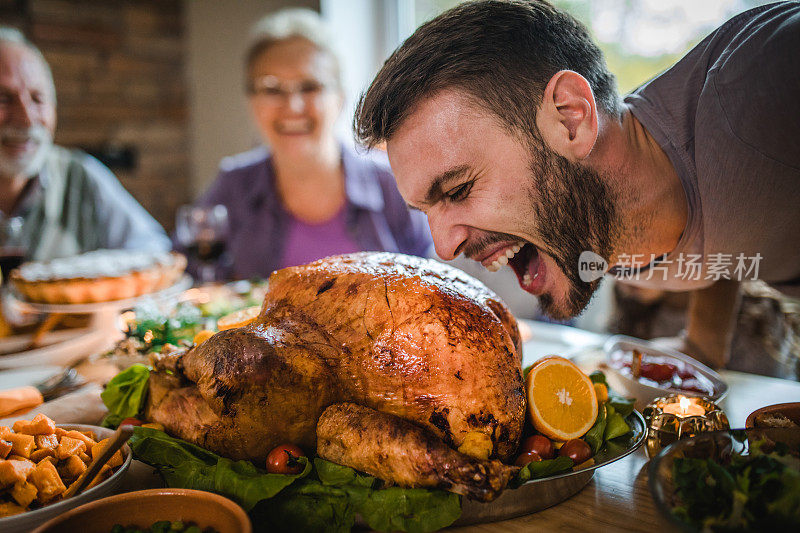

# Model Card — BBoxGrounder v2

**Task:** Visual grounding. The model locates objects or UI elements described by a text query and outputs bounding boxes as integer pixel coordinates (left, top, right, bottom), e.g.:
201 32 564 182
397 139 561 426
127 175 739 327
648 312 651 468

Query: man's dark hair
355 0 619 148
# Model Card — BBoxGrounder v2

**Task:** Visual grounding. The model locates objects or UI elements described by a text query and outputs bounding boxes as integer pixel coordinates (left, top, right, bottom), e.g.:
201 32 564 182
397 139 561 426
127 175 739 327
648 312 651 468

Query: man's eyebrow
423 165 471 205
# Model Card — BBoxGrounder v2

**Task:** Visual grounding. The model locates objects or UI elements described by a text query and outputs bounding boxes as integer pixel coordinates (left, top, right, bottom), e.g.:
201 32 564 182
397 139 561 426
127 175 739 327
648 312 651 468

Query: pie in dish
10 250 187 304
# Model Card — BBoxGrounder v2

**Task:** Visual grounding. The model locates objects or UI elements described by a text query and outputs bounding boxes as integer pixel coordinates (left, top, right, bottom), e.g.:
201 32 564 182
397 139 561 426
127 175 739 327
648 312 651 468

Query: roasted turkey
146 252 525 501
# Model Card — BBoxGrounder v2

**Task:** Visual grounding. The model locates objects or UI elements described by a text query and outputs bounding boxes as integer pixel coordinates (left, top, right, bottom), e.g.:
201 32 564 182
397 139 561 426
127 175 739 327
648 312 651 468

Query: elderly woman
191 9 431 280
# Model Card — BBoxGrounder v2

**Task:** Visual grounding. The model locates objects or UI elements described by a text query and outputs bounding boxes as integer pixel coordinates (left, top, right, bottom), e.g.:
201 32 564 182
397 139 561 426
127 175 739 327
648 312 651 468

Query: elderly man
0 27 169 261
355 1 800 368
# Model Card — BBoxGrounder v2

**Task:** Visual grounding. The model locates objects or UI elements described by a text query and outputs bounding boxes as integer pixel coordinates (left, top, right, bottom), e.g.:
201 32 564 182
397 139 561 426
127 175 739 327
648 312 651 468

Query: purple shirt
280 207 360 268
185 144 432 280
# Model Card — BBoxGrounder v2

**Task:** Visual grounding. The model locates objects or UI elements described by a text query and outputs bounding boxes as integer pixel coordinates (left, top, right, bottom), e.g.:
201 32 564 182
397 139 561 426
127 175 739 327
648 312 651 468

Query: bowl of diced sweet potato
0 414 132 533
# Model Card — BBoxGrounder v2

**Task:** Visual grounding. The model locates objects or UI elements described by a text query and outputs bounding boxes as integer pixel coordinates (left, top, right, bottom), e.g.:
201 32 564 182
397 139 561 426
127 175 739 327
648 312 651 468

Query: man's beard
0 125 53 180
459 145 619 319
529 147 619 319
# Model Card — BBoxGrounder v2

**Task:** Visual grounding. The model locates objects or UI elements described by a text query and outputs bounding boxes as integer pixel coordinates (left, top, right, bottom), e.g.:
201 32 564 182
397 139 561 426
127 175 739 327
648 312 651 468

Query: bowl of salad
31 488 251 533
648 427 800 532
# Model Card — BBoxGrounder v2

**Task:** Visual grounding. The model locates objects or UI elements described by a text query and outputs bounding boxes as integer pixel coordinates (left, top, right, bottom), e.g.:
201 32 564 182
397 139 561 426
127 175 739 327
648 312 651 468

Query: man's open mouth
480 241 546 295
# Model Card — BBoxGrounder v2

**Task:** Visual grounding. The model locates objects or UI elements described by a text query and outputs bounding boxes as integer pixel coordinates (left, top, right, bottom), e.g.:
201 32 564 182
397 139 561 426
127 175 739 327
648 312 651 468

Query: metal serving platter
455 410 646 526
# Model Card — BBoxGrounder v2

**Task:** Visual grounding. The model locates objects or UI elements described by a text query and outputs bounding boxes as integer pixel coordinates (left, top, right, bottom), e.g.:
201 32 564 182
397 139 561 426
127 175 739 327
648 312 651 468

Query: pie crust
10 250 187 304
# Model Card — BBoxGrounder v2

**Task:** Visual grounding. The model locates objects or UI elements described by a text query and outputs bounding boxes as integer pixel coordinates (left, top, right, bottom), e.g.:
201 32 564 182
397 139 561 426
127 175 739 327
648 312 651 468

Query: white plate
519 319 609 368
0 328 110 369
0 365 61 391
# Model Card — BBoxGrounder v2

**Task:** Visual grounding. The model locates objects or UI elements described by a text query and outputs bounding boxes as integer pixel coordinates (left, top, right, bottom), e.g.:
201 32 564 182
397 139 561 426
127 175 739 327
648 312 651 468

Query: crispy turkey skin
317 402 517 502
145 252 525 499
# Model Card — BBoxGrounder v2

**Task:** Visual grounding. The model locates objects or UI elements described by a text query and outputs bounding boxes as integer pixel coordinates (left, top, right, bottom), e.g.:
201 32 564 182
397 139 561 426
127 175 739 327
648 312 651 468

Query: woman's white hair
245 8 341 88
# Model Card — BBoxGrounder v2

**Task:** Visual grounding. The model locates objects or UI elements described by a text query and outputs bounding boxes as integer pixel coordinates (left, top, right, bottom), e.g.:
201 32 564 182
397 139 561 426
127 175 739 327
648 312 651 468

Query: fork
0 362 87 417
37 366 85 401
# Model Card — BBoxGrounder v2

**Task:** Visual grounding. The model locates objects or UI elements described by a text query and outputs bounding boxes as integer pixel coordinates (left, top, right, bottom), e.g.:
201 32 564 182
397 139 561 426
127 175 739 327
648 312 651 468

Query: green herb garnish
671 439 800 531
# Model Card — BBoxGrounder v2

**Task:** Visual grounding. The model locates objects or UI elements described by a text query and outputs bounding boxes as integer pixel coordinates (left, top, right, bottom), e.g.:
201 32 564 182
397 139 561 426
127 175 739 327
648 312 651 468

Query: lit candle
661 396 706 417
643 394 729 457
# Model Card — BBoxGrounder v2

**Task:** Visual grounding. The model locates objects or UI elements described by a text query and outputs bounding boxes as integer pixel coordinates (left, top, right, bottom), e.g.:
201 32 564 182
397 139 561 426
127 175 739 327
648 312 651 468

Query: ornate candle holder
642 395 730 458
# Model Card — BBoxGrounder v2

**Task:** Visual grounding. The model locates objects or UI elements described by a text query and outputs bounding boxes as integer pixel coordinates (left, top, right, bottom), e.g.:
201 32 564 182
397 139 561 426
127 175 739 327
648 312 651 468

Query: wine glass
0 215 26 284
175 205 229 285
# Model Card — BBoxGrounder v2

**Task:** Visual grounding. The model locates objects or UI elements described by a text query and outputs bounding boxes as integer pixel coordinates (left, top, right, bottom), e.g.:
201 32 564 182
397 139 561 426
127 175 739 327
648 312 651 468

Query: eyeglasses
248 75 333 104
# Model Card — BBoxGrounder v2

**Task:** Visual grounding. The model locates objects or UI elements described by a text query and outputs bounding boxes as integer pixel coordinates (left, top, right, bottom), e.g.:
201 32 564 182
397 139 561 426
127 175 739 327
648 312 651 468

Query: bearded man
354 0 800 368
0 27 169 261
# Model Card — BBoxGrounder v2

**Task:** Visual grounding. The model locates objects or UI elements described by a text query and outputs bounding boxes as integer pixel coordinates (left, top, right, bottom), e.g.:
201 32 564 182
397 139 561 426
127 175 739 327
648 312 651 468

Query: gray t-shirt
624 2 800 297
12 146 171 260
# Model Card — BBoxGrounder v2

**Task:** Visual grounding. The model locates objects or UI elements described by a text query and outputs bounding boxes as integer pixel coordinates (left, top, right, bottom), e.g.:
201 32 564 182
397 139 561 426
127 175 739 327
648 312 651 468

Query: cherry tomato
266 444 306 475
515 450 542 466
521 435 554 460
558 439 592 464
120 417 143 427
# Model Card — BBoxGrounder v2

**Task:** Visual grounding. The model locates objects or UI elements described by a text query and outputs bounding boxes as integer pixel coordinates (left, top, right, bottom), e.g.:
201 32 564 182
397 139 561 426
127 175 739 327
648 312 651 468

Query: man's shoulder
627 3 800 162
45 145 91 169
706 3 800 85
43 145 117 188
630 3 799 100
710 3 800 168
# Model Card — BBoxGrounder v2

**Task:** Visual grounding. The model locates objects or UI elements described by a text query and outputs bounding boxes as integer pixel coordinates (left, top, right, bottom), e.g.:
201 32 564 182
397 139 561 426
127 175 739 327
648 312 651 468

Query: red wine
186 240 226 262
0 249 25 281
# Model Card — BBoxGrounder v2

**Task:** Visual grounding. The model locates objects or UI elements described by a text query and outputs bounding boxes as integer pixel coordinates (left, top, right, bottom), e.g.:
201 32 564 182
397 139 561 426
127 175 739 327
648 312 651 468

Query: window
400 0 773 93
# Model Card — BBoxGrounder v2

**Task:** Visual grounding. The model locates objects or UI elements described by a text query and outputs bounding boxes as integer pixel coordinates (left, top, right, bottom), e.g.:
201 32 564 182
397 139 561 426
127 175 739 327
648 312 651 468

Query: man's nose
428 212 468 261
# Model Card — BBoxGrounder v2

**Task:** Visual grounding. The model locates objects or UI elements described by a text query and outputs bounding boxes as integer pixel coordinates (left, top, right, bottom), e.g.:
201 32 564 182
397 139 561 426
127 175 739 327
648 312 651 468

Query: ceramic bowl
601 335 728 411
0 424 132 533
746 402 800 429
32 488 252 533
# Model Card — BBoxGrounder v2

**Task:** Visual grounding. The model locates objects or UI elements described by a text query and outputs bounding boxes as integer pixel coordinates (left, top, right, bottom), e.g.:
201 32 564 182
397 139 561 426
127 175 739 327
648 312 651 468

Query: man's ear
535 70 598 160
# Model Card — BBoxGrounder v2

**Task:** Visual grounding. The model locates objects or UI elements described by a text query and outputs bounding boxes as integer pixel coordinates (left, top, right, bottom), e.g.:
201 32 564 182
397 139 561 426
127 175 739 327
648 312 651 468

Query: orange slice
216 305 261 331
525 355 598 441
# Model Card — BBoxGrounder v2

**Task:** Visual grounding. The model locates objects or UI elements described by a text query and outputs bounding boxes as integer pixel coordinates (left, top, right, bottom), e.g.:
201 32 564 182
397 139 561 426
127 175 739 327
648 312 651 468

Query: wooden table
451 370 800 532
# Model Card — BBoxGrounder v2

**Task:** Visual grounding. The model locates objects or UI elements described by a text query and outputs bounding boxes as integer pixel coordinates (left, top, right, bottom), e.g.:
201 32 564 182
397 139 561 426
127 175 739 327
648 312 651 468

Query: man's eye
446 182 473 202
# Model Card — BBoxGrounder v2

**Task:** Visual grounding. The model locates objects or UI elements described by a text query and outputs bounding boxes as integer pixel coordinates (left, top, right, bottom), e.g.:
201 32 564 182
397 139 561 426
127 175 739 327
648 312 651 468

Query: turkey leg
316 402 518 502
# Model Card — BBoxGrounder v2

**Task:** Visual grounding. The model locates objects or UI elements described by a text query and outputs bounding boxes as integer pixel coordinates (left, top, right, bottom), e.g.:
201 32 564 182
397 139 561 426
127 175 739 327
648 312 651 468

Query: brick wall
1 0 190 231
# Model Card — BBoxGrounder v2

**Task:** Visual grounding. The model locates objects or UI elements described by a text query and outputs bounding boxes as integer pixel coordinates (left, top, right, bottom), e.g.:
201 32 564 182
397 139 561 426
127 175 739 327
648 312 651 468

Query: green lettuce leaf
513 456 574 486
130 427 310 510
100 363 151 426
603 410 631 441
354 486 461 533
526 456 574 478
130 428 461 532
608 396 635 418
250 482 354 533
584 403 608 454
589 370 607 386
314 458 374 488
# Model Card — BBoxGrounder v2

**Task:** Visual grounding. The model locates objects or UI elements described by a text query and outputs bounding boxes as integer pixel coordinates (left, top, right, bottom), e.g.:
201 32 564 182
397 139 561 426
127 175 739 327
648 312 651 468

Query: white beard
0 125 53 180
